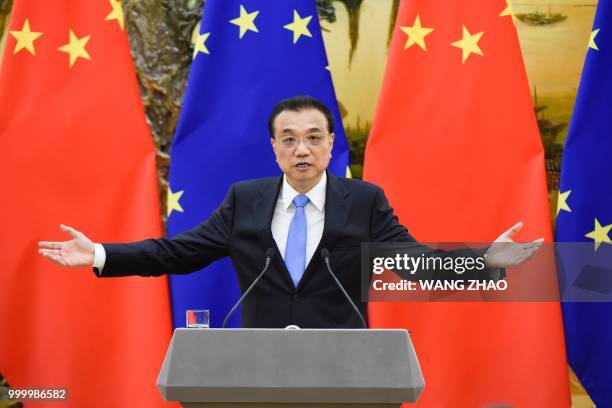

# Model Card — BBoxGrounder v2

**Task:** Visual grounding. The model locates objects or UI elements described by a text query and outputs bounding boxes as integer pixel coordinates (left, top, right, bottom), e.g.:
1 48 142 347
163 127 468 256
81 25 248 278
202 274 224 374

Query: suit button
293 294 300 301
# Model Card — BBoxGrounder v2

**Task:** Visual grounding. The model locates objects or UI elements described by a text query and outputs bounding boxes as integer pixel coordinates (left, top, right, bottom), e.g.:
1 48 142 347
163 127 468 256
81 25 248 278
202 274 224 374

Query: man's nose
294 139 311 155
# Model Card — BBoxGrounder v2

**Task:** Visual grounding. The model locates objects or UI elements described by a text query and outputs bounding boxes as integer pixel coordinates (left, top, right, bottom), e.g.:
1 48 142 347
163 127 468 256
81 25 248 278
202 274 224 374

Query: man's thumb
60 224 80 238
505 222 523 238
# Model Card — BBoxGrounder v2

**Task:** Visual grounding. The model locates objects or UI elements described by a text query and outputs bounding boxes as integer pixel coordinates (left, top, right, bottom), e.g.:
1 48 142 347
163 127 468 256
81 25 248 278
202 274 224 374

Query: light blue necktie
285 194 309 287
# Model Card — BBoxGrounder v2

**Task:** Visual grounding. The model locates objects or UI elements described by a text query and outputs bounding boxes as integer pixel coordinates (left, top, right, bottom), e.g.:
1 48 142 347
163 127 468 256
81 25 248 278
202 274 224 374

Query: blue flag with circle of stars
556 1 612 405
166 0 350 328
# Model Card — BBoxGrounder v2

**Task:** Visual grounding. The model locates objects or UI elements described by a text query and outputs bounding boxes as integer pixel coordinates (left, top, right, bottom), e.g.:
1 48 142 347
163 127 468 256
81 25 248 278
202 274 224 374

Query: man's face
271 108 335 190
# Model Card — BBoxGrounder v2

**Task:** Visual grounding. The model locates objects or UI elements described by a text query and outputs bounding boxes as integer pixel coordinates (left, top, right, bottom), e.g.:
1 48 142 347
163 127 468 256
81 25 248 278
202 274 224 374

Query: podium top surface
157 328 424 404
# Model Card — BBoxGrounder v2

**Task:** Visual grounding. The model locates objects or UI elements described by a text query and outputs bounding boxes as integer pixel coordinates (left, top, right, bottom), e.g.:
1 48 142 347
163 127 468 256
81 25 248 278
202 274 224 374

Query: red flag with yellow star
0 1 173 407
364 0 570 406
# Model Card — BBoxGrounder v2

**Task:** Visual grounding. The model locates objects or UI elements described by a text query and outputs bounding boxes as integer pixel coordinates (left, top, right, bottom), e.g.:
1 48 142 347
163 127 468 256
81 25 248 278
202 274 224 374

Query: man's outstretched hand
484 222 544 269
38 224 95 268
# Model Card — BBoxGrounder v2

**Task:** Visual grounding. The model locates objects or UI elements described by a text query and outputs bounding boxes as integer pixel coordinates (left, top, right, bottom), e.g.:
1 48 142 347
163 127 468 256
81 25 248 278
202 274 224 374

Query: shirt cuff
93 243 106 276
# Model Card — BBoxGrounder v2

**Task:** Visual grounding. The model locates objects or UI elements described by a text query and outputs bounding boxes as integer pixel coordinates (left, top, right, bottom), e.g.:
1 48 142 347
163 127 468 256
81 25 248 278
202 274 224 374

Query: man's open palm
38 224 95 268
485 222 544 268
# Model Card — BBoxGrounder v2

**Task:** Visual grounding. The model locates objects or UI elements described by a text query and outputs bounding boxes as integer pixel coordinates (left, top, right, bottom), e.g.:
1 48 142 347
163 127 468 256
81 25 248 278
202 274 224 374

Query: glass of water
186 309 210 328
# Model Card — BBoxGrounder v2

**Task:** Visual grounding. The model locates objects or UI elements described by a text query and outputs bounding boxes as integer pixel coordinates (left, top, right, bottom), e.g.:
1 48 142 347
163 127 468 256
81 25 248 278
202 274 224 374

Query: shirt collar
281 171 326 212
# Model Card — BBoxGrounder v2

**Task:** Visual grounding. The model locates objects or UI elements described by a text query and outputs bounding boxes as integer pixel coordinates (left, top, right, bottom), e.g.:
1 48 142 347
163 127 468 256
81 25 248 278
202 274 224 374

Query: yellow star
557 190 572 215
499 0 516 25
230 5 259 39
585 218 612 251
167 188 184 217
589 28 600 51
193 32 210 59
283 10 312 44
451 25 484 63
58 30 91 67
399 15 434 51
10 19 42 55
105 0 125 30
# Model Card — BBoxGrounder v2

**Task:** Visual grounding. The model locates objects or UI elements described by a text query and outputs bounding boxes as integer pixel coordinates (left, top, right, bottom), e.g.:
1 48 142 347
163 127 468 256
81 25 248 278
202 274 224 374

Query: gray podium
157 328 424 408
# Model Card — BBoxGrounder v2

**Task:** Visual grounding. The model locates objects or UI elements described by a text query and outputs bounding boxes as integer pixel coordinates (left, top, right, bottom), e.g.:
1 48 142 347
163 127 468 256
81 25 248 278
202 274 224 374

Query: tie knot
293 194 309 209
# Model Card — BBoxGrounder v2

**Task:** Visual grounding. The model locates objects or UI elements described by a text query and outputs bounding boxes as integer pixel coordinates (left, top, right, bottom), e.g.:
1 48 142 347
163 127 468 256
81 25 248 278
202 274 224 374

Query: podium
157 328 424 407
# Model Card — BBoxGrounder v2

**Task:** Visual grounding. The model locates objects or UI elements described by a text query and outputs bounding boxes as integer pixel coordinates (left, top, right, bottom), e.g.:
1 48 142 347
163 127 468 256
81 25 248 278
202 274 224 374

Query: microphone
222 248 275 328
320 248 367 328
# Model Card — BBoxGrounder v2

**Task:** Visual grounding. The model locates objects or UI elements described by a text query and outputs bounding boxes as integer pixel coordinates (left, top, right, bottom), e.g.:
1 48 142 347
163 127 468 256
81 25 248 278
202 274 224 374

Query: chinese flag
364 0 570 406
0 1 173 407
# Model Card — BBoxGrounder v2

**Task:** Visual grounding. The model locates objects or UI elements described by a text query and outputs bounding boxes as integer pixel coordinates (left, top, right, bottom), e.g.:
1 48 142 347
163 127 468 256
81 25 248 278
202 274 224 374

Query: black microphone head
265 248 275 259
321 248 330 259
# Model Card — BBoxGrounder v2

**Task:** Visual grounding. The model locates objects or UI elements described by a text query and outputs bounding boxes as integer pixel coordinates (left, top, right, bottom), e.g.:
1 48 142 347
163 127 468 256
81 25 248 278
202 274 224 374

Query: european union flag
556 1 612 405
166 0 350 328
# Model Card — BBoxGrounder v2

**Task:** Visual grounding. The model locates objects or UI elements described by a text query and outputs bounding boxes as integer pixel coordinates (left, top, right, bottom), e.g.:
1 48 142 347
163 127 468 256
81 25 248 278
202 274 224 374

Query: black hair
268 95 335 137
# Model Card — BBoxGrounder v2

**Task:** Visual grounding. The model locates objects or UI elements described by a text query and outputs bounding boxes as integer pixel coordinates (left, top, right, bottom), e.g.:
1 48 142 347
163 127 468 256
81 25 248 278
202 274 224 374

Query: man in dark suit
39 95 541 328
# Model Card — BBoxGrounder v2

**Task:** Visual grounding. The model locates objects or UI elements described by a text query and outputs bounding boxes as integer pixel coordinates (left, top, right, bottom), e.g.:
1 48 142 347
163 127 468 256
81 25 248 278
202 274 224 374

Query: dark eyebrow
281 126 323 135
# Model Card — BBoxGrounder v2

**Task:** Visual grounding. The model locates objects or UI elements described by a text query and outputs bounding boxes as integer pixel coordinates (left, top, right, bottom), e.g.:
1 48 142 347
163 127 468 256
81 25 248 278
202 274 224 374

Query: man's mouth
295 162 311 169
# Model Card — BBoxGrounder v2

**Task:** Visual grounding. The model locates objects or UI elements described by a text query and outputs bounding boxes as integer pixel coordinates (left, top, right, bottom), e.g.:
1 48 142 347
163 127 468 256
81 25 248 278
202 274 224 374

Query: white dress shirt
93 173 327 274
272 172 326 264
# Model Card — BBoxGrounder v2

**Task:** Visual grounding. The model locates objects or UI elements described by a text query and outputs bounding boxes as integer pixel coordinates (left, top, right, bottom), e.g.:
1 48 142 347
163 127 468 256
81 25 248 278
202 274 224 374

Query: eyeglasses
277 133 328 149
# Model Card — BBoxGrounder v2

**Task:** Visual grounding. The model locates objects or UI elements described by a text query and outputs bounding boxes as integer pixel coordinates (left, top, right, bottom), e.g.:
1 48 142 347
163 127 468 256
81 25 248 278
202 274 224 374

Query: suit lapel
254 172 353 292
296 171 352 290
253 175 295 291
254 176 281 249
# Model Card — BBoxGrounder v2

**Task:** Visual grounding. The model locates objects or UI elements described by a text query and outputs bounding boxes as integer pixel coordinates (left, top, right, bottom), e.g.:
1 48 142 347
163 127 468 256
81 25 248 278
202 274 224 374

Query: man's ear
329 132 335 147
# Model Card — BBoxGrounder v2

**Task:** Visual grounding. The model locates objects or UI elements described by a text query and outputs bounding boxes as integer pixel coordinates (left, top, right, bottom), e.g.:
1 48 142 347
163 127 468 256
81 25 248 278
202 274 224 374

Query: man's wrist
482 246 505 280
483 245 497 268
93 243 106 274
483 249 491 267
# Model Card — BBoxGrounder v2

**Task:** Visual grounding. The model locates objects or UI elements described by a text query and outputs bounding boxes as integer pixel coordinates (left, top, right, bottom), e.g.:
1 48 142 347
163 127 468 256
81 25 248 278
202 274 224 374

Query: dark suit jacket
96 172 493 328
